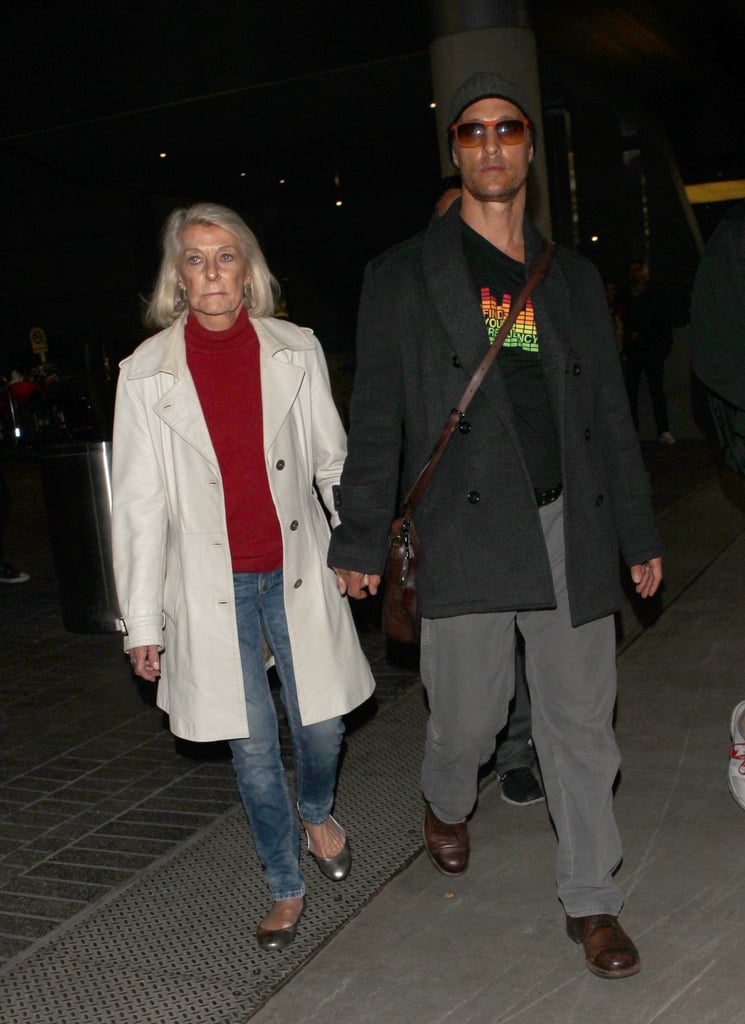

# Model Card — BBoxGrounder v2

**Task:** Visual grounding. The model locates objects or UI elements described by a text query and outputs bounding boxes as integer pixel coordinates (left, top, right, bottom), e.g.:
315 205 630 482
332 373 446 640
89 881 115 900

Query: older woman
112 202 375 951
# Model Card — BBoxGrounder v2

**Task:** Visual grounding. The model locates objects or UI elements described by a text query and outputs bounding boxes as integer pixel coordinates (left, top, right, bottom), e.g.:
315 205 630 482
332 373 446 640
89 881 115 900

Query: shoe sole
727 777 745 811
500 791 545 806
728 701 745 809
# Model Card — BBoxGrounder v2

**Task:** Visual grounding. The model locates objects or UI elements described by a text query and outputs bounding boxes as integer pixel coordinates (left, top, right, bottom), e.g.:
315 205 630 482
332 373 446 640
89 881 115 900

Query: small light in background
159 152 167 159
335 199 343 207
239 171 247 178
278 178 286 185
430 101 437 109
590 235 599 243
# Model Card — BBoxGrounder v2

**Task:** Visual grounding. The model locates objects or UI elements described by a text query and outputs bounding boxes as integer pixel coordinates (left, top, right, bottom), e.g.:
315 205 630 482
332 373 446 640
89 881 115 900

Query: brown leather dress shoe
423 803 470 875
566 914 641 979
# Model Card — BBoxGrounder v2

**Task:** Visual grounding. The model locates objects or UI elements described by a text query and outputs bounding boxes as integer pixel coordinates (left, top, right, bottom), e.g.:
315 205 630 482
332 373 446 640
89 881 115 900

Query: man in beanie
329 71 661 979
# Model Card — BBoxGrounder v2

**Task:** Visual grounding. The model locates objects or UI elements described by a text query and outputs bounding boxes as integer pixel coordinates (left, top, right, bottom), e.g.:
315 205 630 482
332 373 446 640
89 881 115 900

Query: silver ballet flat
304 815 351 881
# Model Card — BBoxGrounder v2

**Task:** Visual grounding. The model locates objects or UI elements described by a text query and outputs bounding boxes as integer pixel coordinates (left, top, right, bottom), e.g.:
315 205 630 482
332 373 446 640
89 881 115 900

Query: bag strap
401 238 556 518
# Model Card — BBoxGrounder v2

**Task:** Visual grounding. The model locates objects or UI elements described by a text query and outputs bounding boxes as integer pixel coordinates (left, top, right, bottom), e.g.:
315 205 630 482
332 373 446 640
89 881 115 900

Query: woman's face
178 223 250 331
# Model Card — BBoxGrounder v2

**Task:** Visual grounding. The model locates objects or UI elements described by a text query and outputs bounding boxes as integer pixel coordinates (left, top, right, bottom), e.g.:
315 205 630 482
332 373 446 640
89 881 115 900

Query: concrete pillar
429 0 552 237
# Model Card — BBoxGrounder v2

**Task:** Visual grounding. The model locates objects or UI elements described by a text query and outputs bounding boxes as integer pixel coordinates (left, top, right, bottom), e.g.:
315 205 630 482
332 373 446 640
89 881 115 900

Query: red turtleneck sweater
185 310 283 573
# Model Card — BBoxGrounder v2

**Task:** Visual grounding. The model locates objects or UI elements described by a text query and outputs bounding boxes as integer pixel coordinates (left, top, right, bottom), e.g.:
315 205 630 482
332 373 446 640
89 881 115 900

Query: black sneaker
499 767 544 806
0 561 30 583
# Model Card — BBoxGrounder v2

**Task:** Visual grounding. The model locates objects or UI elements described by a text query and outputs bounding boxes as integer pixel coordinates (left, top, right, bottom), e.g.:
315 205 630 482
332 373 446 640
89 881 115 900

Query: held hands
333 567 381 599
630 557 663 599
128 644 161 681
334 561 662 601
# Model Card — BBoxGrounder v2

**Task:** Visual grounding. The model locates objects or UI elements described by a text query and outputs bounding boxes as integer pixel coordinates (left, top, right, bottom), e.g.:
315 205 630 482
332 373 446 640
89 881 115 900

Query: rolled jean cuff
271 885 306 902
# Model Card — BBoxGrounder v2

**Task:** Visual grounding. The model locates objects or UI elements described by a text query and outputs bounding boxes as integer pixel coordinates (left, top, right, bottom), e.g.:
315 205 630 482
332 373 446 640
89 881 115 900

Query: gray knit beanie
447 71 534 127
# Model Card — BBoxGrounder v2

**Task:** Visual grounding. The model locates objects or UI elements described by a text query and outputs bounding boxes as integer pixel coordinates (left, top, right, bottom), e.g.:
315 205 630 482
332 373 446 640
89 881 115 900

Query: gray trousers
420 497 623 916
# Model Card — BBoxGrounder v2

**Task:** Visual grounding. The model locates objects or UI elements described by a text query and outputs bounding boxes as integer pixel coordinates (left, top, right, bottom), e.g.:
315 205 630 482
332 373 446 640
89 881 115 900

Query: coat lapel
154 376 218 466
127 318 219 467
424 203 500 408
254 319 309 453
524 220 571 431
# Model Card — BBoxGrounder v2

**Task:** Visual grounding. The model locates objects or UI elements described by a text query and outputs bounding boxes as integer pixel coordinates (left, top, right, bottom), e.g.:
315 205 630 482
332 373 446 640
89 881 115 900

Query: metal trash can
40 441 121 634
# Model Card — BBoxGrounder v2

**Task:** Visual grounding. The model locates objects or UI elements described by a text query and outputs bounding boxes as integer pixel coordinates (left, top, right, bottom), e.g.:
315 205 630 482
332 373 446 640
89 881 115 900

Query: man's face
628 261 648 287
452 97 533 206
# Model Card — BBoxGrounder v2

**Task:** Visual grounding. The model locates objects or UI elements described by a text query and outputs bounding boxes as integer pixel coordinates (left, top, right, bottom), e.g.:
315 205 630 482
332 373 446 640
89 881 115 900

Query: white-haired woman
112 202 375 950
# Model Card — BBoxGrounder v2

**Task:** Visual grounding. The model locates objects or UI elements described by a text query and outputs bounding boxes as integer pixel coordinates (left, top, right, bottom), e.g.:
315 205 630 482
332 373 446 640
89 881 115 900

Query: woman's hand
128 644 161 681
333 567 381 599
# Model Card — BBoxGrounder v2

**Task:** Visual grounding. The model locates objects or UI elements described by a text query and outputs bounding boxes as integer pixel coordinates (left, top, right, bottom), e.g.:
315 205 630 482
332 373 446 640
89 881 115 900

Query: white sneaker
658 431 676 445
728 700 745 810
0 561 29 583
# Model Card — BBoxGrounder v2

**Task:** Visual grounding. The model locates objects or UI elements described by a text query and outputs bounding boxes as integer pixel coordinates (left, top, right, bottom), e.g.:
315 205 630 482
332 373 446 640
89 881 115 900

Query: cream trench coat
111 314 375 742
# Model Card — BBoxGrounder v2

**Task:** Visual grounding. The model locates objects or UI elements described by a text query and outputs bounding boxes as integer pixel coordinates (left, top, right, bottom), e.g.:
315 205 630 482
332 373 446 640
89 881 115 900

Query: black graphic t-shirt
461 221 561 490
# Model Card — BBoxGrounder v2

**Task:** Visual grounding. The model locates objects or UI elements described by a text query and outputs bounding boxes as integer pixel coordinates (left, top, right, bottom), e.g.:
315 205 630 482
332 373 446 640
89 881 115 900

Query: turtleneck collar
184 306 256 354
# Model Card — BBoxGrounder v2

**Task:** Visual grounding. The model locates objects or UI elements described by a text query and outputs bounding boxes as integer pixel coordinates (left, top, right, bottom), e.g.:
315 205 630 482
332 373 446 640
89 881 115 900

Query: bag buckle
400 518 415 561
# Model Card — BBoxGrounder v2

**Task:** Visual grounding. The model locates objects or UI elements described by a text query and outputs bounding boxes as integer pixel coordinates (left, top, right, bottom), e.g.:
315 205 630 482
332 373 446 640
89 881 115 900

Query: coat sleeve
691 206 745 410
304 332 349 527
111 366 168 652
327 259 405 574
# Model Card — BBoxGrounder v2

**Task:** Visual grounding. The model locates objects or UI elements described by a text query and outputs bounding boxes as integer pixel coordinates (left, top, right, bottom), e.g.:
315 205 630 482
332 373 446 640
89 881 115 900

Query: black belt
534 483 562 507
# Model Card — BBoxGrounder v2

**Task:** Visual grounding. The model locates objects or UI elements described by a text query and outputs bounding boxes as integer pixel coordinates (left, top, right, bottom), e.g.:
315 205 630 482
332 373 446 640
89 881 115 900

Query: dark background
3 1 745 393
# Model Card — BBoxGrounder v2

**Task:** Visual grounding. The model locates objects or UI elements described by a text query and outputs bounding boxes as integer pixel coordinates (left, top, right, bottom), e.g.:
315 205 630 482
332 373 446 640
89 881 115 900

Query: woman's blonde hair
146 202 280 328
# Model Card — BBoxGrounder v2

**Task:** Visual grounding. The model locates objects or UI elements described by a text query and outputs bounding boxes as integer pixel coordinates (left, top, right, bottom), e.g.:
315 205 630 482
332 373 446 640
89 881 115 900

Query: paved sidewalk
1 441 744 1022
250 525 745 1024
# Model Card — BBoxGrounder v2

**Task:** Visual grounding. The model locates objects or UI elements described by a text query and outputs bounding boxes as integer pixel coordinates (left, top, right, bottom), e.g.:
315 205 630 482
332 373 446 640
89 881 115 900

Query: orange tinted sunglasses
453 118 531 148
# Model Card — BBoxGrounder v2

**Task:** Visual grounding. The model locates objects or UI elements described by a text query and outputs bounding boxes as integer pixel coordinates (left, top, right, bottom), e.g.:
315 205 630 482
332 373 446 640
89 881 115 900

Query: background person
690 199 745 810
618 259 676 444
0 463 29 583
112 202 374 952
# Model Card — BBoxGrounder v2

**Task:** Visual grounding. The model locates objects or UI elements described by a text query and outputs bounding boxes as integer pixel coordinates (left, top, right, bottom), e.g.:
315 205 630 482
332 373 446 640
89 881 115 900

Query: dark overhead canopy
4 1 745 203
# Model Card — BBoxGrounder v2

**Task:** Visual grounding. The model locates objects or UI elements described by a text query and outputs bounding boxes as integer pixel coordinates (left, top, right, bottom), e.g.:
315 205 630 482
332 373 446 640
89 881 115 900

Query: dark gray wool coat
328 202 662 627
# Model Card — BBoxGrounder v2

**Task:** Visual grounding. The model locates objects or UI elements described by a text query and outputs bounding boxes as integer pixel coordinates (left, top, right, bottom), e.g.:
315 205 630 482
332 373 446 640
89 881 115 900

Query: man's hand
630 557 662 599
333 567 381 599
128 644 161 681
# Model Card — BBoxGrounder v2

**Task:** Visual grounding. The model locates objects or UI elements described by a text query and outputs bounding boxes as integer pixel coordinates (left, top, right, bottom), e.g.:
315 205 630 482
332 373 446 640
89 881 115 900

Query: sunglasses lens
497 120 526 145
455 123 484 147
454 119 528 147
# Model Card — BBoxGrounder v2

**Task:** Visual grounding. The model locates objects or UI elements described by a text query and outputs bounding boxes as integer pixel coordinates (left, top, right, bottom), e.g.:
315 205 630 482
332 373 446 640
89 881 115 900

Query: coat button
595 494 604 506
584 428 591 440
458 420 472 434
573 364 581 376
467 490 480 504
293 578 303 588
290 520 299 530
276 459 285 470
452 355 462 368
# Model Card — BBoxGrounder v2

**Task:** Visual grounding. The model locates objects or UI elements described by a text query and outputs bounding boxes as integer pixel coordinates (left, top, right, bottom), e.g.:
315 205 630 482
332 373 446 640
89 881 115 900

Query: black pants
0 464 9 562
624 353 670 434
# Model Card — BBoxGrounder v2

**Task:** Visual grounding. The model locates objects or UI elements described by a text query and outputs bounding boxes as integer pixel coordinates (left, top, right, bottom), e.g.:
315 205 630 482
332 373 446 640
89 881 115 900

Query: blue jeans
229 569 345 900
